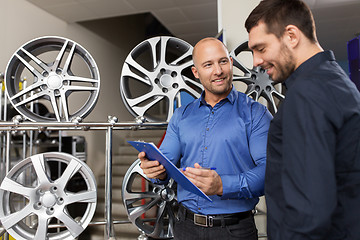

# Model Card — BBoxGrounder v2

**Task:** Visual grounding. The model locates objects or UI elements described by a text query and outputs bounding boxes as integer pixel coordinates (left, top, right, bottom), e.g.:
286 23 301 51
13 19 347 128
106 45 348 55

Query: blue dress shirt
159 86 272 215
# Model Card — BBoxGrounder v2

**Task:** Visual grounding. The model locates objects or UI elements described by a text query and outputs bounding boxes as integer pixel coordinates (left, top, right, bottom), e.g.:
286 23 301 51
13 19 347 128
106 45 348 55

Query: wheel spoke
54 40 70 70
13 90 48 108
127 91 164 114
10 81 43 101
66 76 99 83
20 48 50 72
151 202 167 236
14 53 42 78
34 216 49 240
49 92 61 121
56 159 81 189
60 91 70 122
148 37 161 69
63 85 98 92
126 54 153 80
1 204 33 229
123 191 159 202
55 211 84 237
182 75 203 90
31 154 51 186
65 190 97 204
170 48 192 66
62 42 76 74
128 197 161 221
0 177 33 198
122 64 151 86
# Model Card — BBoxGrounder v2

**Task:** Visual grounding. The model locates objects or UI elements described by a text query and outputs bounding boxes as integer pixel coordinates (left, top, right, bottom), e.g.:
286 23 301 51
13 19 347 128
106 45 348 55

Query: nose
252 52 263 67
213 63 223 75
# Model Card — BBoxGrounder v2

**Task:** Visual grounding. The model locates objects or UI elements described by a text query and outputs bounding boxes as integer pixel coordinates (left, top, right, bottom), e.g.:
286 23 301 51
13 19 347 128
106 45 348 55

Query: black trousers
173 207 258 240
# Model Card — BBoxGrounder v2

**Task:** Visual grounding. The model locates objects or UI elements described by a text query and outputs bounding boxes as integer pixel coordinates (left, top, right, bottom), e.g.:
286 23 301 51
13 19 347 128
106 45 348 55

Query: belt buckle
194 214 213 227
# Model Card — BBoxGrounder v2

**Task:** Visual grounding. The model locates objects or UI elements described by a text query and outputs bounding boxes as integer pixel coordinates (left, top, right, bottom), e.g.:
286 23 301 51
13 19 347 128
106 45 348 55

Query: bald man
139 38 272 240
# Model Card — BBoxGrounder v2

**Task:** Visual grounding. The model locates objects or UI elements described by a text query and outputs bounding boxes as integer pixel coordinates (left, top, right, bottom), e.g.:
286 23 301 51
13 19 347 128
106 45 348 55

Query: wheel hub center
160 74 173 88
47 74 63 90
160 188 175 201
41 192 56 208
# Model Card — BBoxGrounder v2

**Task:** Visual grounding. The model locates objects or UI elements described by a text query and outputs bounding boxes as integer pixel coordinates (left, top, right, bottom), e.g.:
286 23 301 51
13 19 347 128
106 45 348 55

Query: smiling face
248 21 296 83
191 38 233 105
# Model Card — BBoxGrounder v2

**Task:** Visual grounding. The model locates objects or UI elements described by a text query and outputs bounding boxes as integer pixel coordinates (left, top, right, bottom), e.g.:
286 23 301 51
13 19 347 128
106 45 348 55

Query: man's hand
138 152 167 180
183 163 223 196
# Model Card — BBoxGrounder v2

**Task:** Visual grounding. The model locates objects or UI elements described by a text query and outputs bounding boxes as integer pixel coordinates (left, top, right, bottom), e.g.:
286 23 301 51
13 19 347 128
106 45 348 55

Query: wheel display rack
0 35 277 240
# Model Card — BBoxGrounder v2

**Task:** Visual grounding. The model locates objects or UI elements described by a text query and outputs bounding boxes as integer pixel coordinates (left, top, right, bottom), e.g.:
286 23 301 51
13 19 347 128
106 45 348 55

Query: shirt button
206 128 209 131
212 111 214 114
205 147 207 150
198 208 201 210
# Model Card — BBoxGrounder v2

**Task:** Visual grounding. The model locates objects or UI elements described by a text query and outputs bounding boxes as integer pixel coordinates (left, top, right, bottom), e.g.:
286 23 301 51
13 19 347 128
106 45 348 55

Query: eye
220 59 229 65
204 63 212 68
258 47 265 53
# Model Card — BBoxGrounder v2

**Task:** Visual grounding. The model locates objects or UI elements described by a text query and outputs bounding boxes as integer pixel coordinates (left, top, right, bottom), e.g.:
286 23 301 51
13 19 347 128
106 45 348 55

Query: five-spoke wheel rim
0 152 97 240
5 36 100 122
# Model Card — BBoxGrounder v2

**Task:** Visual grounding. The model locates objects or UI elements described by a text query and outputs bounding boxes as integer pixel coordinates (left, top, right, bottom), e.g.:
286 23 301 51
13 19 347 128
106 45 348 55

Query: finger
138 151 146 160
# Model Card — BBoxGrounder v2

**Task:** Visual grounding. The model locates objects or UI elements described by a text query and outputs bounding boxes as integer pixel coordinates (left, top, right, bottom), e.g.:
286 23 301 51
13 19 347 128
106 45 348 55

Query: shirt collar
198 85 237 107
284 50 335 90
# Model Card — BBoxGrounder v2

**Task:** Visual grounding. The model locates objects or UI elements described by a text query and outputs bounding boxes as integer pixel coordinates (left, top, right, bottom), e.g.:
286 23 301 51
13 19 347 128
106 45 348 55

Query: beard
272 43 296 83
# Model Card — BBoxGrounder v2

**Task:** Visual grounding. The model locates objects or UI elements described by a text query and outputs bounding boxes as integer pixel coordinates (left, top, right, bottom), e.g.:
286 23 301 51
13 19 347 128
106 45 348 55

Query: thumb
194 163 202 169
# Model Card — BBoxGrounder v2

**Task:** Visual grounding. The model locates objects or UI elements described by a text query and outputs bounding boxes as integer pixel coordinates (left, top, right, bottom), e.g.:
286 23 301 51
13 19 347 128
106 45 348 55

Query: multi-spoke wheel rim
120 36 203 122
0 152 97 240
5 36 100 122
230 41 284 114
122 159 177 239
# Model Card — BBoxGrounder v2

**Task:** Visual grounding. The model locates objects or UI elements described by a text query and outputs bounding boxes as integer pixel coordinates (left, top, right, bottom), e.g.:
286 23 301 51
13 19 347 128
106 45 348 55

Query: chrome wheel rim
120 36 203 122
122 159 177 239
0 152 97 240
5 36 100 122
230 41 284 114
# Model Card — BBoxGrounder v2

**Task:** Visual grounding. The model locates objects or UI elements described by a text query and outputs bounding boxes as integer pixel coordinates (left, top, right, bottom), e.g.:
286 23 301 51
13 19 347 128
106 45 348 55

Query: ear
284 25 300 48
191 66 199 79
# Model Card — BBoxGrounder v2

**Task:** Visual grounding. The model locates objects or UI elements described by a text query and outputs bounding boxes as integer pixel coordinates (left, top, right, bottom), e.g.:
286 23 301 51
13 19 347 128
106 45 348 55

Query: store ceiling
26 0 360 61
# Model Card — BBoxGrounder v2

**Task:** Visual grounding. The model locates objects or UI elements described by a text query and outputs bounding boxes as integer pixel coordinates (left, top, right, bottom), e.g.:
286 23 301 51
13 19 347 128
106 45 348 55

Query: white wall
0 0 138 176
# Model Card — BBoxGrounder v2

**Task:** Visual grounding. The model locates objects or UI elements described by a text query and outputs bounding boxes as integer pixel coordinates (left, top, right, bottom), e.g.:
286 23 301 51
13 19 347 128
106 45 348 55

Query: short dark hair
245 0 317 43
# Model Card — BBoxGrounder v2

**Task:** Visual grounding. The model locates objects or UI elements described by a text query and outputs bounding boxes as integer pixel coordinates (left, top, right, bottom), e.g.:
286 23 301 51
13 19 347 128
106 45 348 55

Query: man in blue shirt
139 37 272 240
246 0 360 239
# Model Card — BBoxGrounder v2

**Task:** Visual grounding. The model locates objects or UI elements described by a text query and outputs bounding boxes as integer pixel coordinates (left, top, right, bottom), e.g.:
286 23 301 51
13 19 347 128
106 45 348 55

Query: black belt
179 204 252 227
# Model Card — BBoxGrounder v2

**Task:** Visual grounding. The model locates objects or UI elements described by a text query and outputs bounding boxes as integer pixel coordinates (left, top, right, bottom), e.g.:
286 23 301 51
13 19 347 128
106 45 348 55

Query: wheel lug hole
160 68 166 74
251 74 256 80
155 78 159 84
46 207 55 215
171 71 177 77
42 84 48 90
54 89 60 95
43 72 49 77
260 68 265 73
51 186 58 193
162 88 168 93
34 202 42 210
172 83 178 89
37 189 45 195
57 197 64 204
266 86 272 91
56 69 62 75
255 86 261 91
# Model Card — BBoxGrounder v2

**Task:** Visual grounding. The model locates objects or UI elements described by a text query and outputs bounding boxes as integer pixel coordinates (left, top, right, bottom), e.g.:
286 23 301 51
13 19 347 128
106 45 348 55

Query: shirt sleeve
280 86 337 239
221 103 272 199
